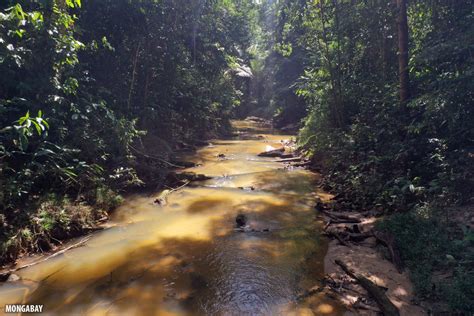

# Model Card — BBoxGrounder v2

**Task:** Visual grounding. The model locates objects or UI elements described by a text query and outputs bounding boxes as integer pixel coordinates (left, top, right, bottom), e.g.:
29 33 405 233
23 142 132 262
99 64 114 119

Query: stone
236 214 247 227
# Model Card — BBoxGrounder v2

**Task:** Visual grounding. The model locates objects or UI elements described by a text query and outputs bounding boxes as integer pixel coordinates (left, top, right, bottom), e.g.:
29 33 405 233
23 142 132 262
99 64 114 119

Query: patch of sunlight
297 307 316 315
316 303 335 314
368 275 387 287
314 190 334 202
393 285 408 297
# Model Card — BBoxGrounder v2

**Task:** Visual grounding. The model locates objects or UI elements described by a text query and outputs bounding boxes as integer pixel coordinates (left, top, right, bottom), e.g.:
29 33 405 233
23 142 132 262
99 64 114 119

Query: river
0 120 344 315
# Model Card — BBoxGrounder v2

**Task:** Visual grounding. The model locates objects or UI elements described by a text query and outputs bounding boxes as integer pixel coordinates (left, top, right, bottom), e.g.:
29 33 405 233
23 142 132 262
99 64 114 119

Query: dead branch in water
164 180 190 193
129 145 186 169
0 235 93 280
272 157 303 163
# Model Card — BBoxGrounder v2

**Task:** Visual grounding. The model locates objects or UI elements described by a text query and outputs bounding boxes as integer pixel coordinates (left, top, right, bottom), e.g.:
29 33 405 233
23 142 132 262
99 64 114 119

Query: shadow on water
0 120 345 315
26 210 334 315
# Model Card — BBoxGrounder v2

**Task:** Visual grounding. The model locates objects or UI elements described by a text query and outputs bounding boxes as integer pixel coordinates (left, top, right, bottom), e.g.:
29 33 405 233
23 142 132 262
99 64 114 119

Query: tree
396 0 410 104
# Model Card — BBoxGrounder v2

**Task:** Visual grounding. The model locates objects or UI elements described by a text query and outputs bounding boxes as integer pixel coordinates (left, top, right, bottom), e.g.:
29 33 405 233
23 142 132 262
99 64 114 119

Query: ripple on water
0 120 345 315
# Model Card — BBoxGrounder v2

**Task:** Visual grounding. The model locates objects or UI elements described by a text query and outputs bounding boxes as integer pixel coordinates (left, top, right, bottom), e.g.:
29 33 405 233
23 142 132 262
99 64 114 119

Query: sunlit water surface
0 121 344 315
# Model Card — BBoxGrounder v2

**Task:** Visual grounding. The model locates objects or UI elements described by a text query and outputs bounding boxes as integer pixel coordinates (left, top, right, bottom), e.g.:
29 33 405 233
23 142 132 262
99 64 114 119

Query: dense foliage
0 0 256 264
261 0 473 312
1 0 473 312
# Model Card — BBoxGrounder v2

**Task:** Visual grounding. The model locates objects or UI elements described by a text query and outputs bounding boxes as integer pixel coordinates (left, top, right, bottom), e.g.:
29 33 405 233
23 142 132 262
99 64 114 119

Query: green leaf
18 111 30 125
31 120 42 135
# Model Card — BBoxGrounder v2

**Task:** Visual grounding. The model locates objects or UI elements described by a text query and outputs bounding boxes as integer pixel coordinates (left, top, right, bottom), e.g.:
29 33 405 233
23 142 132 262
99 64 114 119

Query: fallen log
273 157 302 163
323 220 332 231
346 232 374 242
296 285 324 301
330 213 361 223
353 300 381 312
373 231 404 273
329 218 361 224
326 231 350 247
293 161 312 167
335 259 400 316
258 147 285 157
318 209 361 223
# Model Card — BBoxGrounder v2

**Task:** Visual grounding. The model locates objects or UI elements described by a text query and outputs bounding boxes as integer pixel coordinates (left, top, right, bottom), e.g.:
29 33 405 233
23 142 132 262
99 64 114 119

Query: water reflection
0 121 344 315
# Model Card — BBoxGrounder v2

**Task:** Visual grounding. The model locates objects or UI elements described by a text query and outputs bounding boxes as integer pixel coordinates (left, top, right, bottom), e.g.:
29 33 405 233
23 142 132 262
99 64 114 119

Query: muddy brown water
0 121 345 315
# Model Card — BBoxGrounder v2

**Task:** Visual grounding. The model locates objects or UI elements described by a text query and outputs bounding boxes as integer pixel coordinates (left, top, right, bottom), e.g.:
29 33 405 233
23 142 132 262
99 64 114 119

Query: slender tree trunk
396 0 410 104
143 69 150 108
381 5 388 82
333 0 344 123
127 41 141 111
192 0 205 66
318 1 344 128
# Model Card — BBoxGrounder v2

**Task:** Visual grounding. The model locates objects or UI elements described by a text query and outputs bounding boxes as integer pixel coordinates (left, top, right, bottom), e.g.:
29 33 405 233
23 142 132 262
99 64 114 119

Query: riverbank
0 119 346 315
300 157 473 314
0 136 219 273
0 118 443 315
274 154 426 315
221 120 428 315
318 203 426 315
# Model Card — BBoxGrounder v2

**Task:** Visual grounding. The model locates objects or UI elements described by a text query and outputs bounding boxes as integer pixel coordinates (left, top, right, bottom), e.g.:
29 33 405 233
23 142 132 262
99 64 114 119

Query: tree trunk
127 41 141 111
396 0 410 104
318 1 344 128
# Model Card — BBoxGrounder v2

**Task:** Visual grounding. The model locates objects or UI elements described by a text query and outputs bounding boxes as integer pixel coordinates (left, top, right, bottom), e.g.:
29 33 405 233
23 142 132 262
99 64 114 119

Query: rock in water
7 274 20 282
236 214 247 227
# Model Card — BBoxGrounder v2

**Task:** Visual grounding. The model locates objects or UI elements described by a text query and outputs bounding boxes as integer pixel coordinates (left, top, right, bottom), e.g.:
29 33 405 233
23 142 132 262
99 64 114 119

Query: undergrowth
377 207 474 312
0 190 119 266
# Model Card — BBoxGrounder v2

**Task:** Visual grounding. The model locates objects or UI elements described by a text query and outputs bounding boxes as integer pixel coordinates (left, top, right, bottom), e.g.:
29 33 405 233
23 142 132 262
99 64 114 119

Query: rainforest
0 0 473 315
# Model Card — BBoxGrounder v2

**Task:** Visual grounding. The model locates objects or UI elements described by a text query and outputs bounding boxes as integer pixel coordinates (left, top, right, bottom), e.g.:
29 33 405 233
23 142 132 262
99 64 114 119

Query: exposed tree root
373 231 405 273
